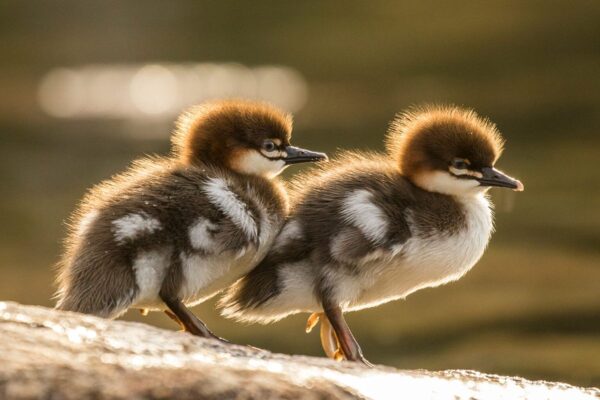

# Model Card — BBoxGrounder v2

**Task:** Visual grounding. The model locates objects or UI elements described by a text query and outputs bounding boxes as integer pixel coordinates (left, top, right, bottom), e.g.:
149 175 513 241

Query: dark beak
478 167 524 191
283 146 328 165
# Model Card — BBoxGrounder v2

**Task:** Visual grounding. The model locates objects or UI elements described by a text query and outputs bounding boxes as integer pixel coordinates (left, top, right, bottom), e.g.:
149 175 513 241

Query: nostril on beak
284 146 328 164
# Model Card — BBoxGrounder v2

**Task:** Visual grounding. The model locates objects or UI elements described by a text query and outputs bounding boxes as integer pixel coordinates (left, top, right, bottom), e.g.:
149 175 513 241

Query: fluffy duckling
55 99 327 340
221 105 523 361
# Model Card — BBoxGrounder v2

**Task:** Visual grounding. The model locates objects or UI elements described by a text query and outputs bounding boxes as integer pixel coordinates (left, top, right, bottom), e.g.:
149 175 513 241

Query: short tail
55 282 136 320
218 258 283 323
54 252 137 320
220 252 321 324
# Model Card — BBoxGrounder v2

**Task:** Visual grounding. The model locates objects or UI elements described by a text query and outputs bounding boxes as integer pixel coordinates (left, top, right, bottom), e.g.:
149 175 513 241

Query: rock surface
0 302 598 400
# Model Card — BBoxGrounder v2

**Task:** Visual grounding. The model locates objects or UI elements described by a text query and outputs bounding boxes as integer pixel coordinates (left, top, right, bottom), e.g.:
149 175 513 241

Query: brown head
387 105 523 196
172 100 327 178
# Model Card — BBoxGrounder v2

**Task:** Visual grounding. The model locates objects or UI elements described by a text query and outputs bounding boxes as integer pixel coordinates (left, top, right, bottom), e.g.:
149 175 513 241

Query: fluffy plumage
220 105 522 362
54 100 324 338
386 105 504 175
56 155 287 318
172 100 292 169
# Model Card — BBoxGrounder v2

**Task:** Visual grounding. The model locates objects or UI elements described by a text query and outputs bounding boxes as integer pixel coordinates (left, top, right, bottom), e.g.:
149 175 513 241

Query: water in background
0 1 598 387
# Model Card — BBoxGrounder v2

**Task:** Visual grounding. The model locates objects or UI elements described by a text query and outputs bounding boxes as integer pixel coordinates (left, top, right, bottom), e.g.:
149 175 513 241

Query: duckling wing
57 160 274 315
297 172 414 268
219 169 416 322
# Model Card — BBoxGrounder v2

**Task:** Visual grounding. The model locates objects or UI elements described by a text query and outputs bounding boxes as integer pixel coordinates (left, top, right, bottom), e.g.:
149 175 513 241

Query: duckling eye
262 140 277 152
451 158 469 170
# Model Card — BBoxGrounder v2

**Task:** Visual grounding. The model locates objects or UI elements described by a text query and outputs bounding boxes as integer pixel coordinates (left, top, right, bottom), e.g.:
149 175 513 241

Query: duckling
220 105 523 361
55 99 327 340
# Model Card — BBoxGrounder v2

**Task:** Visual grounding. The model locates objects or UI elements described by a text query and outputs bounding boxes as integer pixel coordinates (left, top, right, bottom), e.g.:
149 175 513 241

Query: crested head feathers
386 105 505 175
171 99 293 166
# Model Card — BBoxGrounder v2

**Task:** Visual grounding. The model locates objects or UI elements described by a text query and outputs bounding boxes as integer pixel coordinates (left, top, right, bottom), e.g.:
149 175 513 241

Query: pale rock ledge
0 301 598 400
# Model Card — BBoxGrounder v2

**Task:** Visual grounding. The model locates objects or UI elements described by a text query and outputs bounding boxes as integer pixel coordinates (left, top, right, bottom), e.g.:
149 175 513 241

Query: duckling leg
161 296 229 343
163 309 184 330
306 313 343 360
322 304 372 366
318 315 345 361
305 312 321 333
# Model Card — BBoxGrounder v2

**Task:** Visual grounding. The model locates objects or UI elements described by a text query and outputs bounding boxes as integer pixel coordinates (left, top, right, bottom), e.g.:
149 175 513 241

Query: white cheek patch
235 150 287 178
414 170 483 196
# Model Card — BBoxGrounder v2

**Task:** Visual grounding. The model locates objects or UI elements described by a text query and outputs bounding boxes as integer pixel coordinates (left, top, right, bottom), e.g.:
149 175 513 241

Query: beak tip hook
514 180 525 192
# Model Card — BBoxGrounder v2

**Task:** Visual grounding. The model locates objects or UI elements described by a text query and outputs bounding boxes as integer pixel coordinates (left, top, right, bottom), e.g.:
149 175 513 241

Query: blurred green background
1 0 598 387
